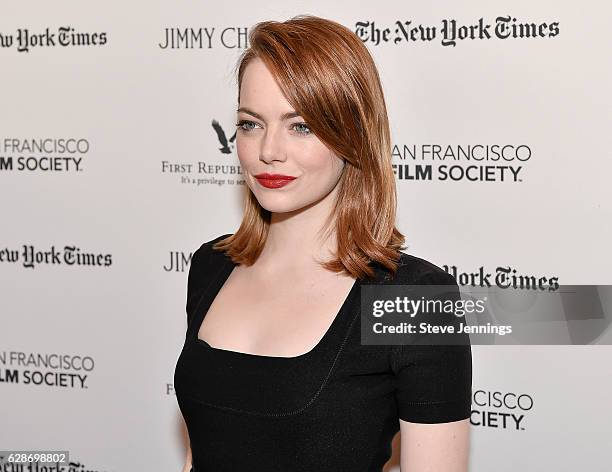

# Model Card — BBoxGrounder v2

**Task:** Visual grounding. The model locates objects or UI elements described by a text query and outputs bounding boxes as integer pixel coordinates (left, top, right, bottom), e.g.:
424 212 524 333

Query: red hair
214 14 406 280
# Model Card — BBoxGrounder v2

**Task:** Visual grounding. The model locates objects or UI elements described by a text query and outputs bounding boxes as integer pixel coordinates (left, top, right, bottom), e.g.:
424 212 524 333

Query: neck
258 186 340 272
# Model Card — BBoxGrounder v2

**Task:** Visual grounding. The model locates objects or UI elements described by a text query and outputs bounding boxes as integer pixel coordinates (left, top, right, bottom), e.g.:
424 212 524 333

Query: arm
393 268 473 471
181 443 192 472
399 418 470 472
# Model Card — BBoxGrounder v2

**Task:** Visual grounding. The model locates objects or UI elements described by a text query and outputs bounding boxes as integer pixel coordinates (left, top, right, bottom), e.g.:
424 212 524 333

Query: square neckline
190 251 360 361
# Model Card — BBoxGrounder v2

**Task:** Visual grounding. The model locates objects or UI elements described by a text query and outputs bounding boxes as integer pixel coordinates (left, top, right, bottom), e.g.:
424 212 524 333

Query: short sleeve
390 269 472 423
185 233 231 327
185 244 206 326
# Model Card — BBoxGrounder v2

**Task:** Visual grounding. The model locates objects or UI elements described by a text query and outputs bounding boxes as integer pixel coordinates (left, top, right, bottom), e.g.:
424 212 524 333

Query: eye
292 122 311 135
235 120 261 132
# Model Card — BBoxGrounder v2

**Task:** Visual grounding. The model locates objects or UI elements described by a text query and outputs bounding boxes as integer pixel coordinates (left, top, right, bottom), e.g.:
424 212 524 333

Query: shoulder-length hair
213 14 406 280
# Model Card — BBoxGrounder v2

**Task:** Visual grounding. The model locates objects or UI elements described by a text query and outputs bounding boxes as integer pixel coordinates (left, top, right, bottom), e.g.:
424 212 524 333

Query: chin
256 198 304 214
256 192 331 215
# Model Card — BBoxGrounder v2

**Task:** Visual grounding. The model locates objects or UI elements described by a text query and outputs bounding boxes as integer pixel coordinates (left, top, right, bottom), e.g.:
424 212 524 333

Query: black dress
174 234 472 472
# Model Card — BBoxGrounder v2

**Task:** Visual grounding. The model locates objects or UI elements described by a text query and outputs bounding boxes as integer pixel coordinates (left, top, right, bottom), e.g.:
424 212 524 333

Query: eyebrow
237 107 302 121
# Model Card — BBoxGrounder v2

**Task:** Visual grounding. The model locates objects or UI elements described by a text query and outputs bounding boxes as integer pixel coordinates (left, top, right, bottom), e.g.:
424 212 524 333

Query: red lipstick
254 173 297 189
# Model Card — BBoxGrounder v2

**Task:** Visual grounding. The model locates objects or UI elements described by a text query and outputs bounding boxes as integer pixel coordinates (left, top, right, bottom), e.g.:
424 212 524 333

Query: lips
254 173 297 189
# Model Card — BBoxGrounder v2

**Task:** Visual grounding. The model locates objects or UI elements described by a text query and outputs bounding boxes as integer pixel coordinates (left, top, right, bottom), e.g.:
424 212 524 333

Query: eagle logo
212 119 237 154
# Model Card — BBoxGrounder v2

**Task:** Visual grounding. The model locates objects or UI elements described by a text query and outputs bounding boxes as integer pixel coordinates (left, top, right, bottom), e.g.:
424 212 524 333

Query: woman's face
236 57 345 214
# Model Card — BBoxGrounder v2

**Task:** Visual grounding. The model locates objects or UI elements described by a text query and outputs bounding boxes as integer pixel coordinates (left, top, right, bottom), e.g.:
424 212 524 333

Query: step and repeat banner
1 1 611 471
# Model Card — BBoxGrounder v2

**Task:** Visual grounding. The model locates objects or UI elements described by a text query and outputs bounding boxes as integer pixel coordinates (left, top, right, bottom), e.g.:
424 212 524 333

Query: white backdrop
1 1 611 471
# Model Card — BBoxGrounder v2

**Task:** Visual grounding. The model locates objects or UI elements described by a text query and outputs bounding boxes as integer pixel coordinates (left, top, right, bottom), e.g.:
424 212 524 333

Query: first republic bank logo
160 117 243 187
212 119 236 154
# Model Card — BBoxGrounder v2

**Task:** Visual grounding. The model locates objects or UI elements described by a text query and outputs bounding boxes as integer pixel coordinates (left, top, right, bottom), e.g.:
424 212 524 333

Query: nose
259 124 287 164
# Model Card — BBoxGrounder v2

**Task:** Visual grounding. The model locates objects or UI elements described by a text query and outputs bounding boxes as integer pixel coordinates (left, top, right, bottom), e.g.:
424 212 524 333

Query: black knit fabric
175 234 472 472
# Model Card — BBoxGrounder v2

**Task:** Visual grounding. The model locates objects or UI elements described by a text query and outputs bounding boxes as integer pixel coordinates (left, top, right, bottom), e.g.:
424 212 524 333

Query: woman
174 14 472 472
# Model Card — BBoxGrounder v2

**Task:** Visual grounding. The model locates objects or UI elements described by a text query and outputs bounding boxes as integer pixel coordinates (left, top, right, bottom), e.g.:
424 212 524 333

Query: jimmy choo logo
158 27 248 49
164 250 193 273
356 15 560 46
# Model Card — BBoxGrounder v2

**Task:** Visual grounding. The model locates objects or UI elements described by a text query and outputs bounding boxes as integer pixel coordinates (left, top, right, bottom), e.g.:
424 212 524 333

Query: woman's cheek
236 139 256 168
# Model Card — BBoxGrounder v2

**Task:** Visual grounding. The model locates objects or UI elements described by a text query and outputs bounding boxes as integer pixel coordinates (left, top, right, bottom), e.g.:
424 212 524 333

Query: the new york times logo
0 27 108 53
356 15 560 47
445 265 559 291
0 244 112 269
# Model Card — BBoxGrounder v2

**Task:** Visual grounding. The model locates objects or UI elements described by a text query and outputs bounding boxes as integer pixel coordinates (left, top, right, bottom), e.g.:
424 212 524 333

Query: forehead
239 58 293 110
